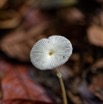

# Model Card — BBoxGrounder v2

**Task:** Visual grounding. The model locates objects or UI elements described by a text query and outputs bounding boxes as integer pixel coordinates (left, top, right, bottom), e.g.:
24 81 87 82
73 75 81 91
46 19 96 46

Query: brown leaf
3 99 52 104
0 99 2 104
0 0 7 8
0 60 13 75
87 11 103 47
87 25 103 47
1 65 53 104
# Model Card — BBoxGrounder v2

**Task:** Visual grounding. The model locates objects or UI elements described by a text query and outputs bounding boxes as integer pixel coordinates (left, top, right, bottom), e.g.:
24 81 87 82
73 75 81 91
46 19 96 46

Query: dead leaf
87 25 103 47
3 99 52 104
1 65 53 104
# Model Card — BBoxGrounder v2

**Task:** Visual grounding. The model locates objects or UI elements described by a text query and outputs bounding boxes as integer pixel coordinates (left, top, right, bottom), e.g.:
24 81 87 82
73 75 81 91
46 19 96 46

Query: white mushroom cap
30 35 73 70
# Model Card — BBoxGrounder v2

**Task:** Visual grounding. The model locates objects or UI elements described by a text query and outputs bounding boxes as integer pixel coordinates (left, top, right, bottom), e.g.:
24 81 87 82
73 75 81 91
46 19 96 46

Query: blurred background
0 0 103 104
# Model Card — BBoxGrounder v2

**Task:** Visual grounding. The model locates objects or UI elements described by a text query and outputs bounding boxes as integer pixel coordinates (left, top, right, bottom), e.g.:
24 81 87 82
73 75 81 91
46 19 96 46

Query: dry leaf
1 65 53 104
87 25 103 47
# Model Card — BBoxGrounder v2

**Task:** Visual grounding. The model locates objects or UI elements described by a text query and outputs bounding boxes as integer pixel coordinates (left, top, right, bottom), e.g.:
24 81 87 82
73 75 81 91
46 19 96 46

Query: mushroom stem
56 68 68 104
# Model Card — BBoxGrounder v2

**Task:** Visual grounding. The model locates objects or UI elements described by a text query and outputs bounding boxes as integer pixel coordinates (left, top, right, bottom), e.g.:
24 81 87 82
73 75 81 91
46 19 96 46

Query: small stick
56 68 68 104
